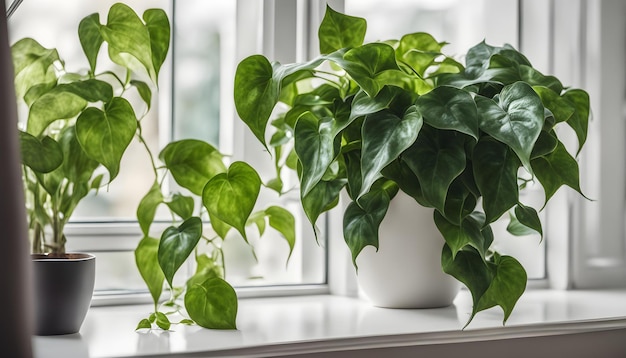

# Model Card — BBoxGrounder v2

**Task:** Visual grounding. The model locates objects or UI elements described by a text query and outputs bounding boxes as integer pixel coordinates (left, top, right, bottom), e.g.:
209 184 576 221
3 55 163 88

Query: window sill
33 289 626 358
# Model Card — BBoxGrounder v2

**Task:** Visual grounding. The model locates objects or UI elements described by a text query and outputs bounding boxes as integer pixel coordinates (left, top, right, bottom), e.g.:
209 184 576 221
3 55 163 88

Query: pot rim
31 253 95 261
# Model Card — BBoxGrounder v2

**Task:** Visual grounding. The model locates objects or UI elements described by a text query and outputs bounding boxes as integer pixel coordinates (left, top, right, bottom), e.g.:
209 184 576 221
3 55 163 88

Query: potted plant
234 6 590 326
12 3 170 335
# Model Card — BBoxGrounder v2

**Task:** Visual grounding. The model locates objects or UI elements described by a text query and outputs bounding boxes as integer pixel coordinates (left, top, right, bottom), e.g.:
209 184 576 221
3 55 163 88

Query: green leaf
11 38 59 101
531 130 558 159
157 217 203 287
318 5 366 54
135 318 152 330
302 178 347 237
562 89 590 155
475 254 527 324
339 43 401 97
247 210 267 237
26 89 87 136
519 65 563 93
416 86 479 140
185 277 238 330
19 131 63 173
135 236 165 306
202 162 261 242
137 182 164 236
233 55 278 148
381 159 429 207
294 112 339 197
130 80 152 110
507 204 543 238
160 139 226 196
78 13 104 73
75 97 137 181
532 86 575 123
208 211 232 240
265 206 296 261
59 79 114 103
166 194 195 220
434 211 490 259
349 85 415 121
143 8 171 81
396 32 444 76
343 179 396 267
473 138 520 223
402 126 467 213
360 106 422 197
154 312 171 330
475 82 544 171
531 140 586 205
101 3 156 81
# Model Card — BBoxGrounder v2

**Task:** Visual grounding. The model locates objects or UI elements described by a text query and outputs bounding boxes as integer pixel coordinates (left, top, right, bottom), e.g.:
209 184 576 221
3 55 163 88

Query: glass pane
344 0 546 279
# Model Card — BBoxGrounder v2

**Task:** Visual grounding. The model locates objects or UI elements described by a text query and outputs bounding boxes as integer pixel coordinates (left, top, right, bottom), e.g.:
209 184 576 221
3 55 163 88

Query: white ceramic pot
355 191 460 308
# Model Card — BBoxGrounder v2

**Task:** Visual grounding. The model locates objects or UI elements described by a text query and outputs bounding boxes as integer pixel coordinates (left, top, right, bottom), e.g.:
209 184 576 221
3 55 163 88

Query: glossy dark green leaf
531 140 585 205
19 131 63 173
318 5 366 54
532 86 575 123
202 161 261 241
157 217 203 287
475 82 544 171
137 181 164 236
343 179 396 267
473 138 520 223
160 139 226 195
562 89 590 155
78 13 104 73
349 86 415 121
402 126 467 213
75 97 137 180
266 206 296 260
507 204 543 238
302 178 346 238
475 254 527 324
435 211 487 259
143 8 171 81
520 65 563 93
443 174 478 225
360 106 422 197
135 236 165 306
531 130 558 159
294 112 338 197
416 86 479 140
185 277 238 330
381 159 429 207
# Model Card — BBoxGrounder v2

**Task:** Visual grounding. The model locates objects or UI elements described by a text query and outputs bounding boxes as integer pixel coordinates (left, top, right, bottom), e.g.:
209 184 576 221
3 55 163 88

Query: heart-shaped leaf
318 5 366 54
265 206 296 261
507 203 543 238
166 193 195 220
402 126 467 213
202 161 261 241
475 82 544 171
473 138 520 223
360 106 422 197
416 86 479 140
19 131 63 173
343 179 396 268
302 178 347 238
27 89 87 136
435 211 489 259
339 43 401 97
531 140 586 205
396 32 444 76
78 13 104 73
160 139 226 196
157 217 203 287
185 277 238 330
75 97 137 181
143 8 170 81
294 112 339 197
562 89 590 155
11 38 60 101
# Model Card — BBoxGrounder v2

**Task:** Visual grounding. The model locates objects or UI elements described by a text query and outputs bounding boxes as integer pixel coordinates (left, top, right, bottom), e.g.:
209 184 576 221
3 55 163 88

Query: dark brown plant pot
31 253 95 336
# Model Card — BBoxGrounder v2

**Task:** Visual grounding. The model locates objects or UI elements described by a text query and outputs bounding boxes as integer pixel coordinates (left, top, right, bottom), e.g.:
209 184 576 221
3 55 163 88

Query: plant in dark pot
234 6 590 326
12 3 170 335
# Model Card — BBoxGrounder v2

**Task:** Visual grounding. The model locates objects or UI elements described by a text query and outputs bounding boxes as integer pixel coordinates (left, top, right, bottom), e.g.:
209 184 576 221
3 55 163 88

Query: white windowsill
33 289 626 358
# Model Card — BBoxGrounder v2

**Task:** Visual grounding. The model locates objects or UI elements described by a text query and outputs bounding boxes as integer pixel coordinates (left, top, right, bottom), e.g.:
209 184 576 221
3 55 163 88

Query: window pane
344 0 546 279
